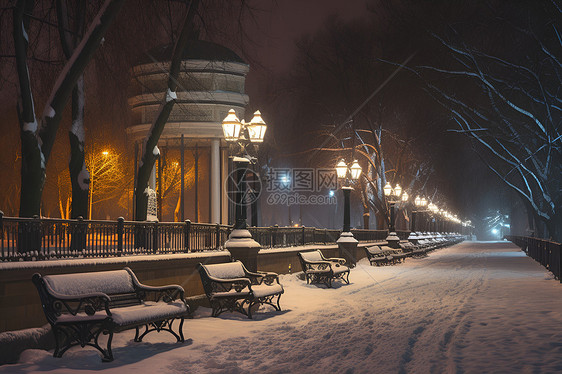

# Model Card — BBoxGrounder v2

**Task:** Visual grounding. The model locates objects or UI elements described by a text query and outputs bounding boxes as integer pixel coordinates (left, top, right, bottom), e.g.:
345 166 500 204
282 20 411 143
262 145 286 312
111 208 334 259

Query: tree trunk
375 210 387 230
134 0 199 221
15 0 125 219
546 213 562 243
14 0 42 218
57 0 88 219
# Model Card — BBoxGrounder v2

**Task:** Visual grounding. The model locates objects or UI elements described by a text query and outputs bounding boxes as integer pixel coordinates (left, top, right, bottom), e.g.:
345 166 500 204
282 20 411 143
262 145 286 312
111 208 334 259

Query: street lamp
383 182 409 248
221 109 267 271
335 159 362 267
222 109 267 229
383 182 409 231
335 159 362 232
409 195 428 243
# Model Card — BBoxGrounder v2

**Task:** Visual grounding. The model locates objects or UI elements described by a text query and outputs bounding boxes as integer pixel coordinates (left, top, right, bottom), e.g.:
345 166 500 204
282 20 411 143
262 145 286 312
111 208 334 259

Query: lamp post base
385 231 401 249
407 231 419 244
337 232 359 267
225 229 261 272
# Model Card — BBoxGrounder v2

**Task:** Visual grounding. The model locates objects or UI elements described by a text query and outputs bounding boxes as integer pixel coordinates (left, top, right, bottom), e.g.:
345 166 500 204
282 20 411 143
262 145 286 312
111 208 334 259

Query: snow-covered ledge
336 231 359 267
224 229 261 272
385 231 401 249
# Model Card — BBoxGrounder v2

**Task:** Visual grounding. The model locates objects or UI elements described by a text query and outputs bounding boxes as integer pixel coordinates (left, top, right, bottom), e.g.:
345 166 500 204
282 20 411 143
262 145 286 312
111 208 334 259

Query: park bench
32 267 189 362
364 245 407 265
198 261 284 319
297 250 350 287
399 241 427 258
364 245 394 266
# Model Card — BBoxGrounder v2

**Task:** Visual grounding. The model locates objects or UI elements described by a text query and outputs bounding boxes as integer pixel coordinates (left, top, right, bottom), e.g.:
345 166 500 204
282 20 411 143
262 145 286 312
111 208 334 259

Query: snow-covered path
3 241 562 373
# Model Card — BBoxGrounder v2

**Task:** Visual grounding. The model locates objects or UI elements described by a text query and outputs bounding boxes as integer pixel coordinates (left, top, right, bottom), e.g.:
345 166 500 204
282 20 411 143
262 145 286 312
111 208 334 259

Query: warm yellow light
350 160 362 180
336 160 347 179
222 109 242 142
383 182 392 196
394 184 402 197
401 191 409 202
421 197 427 206
247 110 267 143
102 151 109 156
415 195 421 206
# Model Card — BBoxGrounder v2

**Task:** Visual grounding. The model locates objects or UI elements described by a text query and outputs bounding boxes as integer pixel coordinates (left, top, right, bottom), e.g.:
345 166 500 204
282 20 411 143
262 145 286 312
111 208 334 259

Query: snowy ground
3 241 562 373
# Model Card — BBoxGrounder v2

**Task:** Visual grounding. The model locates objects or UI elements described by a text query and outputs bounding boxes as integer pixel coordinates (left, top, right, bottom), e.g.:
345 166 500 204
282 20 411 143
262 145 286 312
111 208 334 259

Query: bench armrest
43 287 111 317
205 275 252 285
302 260 332 272
124 268 187 305
136 284 186 302
327 257 346 265
204 276 253 294
254 271 280 285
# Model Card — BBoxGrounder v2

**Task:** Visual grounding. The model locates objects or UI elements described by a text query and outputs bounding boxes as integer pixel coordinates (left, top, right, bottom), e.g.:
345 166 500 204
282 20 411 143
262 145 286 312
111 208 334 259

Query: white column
211 138 221 223
149 164 156 190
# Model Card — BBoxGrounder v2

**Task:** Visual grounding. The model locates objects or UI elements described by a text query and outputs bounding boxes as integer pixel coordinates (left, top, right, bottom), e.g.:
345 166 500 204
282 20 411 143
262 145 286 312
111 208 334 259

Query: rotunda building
127 40 249 223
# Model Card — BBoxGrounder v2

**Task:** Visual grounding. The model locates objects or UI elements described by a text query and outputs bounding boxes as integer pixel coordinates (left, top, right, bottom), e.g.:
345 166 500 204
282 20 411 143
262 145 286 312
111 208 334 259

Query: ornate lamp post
408 195 428 243
383 182 408 248
335 159 362 267
222 109 267 271
427 202 439 233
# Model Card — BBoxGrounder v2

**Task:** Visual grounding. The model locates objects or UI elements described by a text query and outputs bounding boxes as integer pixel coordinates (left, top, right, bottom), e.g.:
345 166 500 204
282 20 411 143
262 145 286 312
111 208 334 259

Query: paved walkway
3 241 562 373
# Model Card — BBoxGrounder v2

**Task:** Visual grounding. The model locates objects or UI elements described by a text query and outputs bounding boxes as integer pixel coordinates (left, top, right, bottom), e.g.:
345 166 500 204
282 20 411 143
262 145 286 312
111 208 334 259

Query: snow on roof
137 40 246 65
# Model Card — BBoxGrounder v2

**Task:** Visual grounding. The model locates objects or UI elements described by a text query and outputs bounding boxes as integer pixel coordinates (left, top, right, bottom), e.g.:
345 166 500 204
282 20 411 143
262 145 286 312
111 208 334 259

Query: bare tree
134 0 200 221
13 0 125 219
56 0 88 219
409 4 562 240
273 17 432 229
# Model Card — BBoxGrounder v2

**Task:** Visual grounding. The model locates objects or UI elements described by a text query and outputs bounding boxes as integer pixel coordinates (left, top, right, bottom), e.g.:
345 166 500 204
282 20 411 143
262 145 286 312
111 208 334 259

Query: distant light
102 151 109 156
492 228 499 235
329 190 335 197
281 175 290 185
293 223 299 227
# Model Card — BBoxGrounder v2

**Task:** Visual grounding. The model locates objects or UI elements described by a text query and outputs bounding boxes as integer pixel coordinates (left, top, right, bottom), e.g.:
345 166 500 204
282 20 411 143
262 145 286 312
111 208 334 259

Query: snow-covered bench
198 261 284 319
364 245 393 266
297 250 350 287
32 267 189 362
364 246 407 265
399 241 427 258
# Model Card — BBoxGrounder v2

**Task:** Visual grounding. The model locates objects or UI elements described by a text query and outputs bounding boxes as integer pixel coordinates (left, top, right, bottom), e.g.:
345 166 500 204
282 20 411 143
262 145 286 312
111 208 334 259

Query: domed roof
137 40 246 65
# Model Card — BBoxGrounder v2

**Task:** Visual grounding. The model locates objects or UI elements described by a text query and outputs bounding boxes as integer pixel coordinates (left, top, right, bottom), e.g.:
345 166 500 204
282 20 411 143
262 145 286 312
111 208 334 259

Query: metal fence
506 235 562 282
0 213 393 261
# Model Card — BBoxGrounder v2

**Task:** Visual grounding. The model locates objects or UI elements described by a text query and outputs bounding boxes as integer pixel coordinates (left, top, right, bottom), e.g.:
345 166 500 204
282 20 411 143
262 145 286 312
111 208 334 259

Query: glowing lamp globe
401 191 409 202
336 160 347 179
247 110 267 143
222 109 242 142
415 195 422 206
350 160 362 180
383 182 392 196
394 184 402 197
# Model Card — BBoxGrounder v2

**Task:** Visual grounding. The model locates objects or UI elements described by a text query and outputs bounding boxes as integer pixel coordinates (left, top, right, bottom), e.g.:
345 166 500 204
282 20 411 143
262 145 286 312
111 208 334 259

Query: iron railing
506 235 562 282
0 212 394 261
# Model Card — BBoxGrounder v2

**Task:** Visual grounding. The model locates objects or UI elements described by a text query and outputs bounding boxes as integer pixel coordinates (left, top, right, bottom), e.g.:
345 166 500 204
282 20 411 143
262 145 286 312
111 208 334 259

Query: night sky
1 0 555 238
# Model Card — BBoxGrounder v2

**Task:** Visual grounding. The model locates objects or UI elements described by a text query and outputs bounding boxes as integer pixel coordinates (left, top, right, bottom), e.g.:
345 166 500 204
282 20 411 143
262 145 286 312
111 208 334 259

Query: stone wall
0 243 371 333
